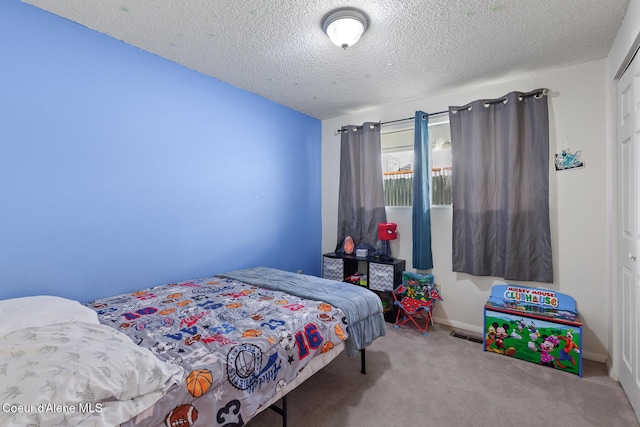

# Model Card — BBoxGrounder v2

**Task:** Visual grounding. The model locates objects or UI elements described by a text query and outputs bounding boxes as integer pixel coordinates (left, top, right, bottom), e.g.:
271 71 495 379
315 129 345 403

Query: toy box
483 284 583 377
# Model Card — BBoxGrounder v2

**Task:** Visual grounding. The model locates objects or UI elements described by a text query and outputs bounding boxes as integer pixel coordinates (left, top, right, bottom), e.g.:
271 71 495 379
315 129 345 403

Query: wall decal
555 148 584 171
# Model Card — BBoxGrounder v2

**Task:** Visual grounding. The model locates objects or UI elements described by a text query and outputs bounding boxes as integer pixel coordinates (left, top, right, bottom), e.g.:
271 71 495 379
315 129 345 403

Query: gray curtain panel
449 89 553 283
337 122 387 250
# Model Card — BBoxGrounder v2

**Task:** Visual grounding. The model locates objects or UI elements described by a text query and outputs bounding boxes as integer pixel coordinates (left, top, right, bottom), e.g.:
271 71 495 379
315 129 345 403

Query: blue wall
0 1 322 302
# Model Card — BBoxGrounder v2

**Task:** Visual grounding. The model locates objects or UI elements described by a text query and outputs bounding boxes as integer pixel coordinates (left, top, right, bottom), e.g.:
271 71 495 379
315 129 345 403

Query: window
381 119 452 207
430 120 452 205
381 129 414 206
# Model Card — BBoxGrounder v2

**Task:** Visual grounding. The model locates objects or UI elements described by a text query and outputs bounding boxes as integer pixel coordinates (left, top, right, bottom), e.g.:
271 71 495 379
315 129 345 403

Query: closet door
618 52 640 418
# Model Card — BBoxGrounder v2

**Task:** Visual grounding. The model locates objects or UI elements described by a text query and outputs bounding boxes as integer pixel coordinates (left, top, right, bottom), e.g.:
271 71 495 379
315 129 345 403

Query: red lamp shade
378 223 398 241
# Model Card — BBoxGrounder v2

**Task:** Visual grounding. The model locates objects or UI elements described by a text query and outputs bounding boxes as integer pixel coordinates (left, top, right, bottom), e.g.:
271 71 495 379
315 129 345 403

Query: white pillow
0 295 99 335
0 322 184 427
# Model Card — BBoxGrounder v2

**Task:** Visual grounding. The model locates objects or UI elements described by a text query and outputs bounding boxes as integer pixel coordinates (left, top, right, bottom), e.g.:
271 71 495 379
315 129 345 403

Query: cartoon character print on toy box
85 276 349 427
484 314 581 376
484 322 517 357
528 334 560 367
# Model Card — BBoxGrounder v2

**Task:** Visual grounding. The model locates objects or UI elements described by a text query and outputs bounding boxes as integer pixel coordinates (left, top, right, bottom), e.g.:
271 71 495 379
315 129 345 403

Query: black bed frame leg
269 350 364 426
281 395 287 427
269 395 288 427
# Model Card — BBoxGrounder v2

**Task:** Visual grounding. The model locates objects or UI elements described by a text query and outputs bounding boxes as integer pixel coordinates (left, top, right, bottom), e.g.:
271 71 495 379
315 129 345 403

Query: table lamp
378 223 398 259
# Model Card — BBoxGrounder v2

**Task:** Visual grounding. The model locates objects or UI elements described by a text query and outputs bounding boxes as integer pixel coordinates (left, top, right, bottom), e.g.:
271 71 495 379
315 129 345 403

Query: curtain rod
450 88 550 114
379 109 449 126
336 88 549 133
336 110 449 133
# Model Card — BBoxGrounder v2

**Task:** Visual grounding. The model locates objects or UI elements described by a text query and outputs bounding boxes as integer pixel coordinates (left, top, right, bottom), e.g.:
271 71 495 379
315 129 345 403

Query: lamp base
377 240 392 259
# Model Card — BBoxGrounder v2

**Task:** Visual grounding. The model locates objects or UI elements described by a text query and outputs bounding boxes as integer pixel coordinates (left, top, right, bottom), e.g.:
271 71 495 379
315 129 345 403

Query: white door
618 53 640 418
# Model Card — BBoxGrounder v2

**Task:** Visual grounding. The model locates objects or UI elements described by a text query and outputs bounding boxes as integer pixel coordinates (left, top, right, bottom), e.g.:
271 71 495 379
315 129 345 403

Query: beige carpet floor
249 323 639 427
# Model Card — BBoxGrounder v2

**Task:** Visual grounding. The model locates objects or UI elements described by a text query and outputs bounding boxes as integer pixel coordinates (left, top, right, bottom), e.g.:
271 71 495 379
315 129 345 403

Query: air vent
450 330 482 344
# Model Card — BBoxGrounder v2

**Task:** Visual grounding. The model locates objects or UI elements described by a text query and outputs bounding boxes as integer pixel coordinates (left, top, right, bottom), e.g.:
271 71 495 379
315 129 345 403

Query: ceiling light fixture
322 7 369 50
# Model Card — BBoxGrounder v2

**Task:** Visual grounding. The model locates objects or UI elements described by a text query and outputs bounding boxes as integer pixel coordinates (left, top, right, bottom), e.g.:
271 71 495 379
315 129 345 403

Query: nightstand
322 252 405 322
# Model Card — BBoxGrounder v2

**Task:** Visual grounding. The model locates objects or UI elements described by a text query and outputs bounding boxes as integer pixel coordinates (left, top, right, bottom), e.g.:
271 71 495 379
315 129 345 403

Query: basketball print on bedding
186 369 213 398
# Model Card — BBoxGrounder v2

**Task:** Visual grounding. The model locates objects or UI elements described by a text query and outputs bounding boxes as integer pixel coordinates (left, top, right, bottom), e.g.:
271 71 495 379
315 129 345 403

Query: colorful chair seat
392 272 442 336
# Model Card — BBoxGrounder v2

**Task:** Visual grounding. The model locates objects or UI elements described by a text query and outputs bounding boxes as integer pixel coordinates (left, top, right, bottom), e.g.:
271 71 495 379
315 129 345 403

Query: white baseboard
582 351 607 364
433 317 483 336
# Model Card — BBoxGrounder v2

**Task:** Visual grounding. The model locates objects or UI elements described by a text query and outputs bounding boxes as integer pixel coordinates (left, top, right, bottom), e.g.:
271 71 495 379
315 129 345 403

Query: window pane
430 121 452 206
382 129 413 207
380 120 452 207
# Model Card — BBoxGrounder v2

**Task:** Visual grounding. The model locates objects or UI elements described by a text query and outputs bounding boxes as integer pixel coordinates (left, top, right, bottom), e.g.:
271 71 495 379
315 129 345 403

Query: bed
0 267 386 427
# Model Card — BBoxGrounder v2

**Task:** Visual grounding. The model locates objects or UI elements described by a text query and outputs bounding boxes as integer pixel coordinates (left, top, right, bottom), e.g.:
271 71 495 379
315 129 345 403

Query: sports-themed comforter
85 272 350 427
220 267 387 357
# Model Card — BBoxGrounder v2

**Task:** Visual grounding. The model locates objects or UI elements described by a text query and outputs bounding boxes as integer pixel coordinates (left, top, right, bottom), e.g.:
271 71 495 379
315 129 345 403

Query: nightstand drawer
368 263 395 291
322 256 344 281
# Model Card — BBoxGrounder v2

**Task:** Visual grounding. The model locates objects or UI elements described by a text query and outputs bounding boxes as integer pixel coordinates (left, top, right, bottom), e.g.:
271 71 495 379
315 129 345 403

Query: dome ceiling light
321 7 369 50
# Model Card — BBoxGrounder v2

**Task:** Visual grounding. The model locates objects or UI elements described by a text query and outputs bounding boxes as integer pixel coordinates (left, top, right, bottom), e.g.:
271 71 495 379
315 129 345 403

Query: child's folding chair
392 273 442 336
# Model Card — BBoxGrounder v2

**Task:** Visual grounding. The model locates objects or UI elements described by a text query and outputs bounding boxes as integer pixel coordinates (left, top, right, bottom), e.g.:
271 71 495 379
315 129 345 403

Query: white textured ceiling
23 0 631 120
